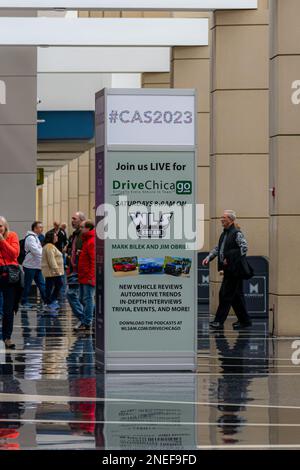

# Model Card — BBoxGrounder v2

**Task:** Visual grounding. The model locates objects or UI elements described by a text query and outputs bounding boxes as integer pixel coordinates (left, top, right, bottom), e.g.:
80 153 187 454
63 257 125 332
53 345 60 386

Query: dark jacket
66 228 83 274
217 225 241 272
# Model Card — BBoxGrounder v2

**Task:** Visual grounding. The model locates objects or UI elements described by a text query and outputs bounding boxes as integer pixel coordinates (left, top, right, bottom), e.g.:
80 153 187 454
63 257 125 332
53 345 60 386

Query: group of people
0 211 95 349
0 206 252 349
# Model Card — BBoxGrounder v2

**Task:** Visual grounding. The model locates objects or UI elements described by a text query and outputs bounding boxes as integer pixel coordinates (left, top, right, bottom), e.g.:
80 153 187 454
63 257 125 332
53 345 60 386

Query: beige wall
40 149 95 233
38 2 300 337
60 164 69 227
0 11 37 238
142 72 171 89
210 0 270 313
171 12 211 254
269 0 300 335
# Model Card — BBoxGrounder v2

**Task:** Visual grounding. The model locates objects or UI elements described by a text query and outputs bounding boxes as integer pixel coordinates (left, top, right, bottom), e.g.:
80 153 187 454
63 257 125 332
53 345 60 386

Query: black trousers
45 276 64 304
0 279 17 341
214 273 251 325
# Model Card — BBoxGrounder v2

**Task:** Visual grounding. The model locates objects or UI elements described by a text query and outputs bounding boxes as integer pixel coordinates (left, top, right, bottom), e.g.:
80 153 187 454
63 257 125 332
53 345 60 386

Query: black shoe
232 321 252 330
209 321 224 330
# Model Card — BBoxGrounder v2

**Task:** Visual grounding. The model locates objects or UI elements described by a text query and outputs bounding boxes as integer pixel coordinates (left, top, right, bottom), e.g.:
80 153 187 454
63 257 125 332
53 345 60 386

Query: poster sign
96 89 197 371
106 93 195 146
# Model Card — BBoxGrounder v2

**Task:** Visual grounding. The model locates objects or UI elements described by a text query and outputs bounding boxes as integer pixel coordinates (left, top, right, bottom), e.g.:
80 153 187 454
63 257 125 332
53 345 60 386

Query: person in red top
75 220 95 333
0 216 20 349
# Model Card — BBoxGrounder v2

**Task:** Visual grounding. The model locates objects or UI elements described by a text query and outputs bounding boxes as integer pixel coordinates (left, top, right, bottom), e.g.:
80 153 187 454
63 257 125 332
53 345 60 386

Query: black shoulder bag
0 245 21 284
239 256 254 280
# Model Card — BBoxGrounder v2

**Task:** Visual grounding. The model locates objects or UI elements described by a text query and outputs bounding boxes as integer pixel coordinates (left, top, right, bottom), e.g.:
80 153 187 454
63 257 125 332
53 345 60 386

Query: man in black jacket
203 210 252 330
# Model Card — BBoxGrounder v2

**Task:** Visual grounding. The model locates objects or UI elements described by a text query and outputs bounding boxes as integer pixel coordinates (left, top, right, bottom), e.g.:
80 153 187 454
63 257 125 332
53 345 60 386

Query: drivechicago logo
0 80 6 105
112 179 192 195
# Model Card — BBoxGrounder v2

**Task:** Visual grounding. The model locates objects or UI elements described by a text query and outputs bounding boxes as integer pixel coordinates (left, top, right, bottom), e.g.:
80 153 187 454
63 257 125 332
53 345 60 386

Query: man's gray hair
76 212 86 222
224 210 237 221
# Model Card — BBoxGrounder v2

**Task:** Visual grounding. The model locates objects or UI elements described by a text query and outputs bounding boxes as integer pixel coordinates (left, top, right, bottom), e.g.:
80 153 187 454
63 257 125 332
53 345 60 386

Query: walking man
21 221 46 309
203 210 252 330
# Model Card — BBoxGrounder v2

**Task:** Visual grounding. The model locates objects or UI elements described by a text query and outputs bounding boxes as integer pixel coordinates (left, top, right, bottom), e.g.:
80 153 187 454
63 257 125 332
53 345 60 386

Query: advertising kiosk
95 89 198 371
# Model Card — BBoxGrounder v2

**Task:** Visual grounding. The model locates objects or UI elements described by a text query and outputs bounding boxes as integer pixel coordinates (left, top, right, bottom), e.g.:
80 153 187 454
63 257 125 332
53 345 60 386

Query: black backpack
18 235 33 265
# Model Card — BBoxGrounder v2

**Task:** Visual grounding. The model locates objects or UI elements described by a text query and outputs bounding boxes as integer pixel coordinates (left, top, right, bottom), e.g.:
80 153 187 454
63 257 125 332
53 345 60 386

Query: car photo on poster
164 256 192 277
112 256 138 277
138 257 164 275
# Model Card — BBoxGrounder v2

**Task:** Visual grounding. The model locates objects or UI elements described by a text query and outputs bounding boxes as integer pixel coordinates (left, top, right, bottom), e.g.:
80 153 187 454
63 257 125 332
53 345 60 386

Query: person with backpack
202 210 252 331
20 221 46 309
42 231 64 313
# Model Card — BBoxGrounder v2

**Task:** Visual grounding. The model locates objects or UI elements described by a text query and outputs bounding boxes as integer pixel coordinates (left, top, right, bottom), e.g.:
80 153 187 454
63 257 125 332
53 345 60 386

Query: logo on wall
249 283 259 294
202 275 209 285
0 80 6 105
130 211 173 239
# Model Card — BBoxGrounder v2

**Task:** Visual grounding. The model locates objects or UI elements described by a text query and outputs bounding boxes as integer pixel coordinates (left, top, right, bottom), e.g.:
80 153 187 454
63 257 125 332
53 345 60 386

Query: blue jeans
22 267 46 304
67 284 83 320
0 291 3 315
67 284 95 326
80 284 95 326
45 276 64 305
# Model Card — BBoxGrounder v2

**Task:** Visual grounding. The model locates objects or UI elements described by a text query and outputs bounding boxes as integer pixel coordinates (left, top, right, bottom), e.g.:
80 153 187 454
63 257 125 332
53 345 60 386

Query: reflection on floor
0 296 300 450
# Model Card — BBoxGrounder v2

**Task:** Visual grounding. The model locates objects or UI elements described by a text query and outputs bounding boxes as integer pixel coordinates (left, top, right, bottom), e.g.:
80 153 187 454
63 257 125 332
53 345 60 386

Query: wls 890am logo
176 181 192 195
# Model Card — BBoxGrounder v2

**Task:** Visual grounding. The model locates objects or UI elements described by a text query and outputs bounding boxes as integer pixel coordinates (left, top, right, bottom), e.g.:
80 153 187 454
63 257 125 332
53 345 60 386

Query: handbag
0 251 21 284
239 256 254 280
6 265 21 284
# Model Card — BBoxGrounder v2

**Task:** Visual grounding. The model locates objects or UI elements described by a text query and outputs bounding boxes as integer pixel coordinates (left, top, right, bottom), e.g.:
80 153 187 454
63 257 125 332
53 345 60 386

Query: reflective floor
0 296 300 450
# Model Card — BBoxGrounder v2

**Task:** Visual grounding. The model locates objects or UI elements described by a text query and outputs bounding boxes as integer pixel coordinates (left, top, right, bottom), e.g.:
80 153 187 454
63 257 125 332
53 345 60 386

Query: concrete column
121 11 143 18
47 173 54 232
210 0 270 313
89 148 96 220
36 186 43 222
60 164 69 229
269 0 300 335
0 11 37 237
68 158 79 220
78 151 90 218
141 9 171 89
142 72 171 89
42 179 48 230
171 11 211 253
53 169 61 223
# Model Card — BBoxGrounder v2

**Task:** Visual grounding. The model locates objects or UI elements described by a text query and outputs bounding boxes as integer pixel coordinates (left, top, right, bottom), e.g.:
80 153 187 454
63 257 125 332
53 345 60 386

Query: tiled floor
0 297 300 450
